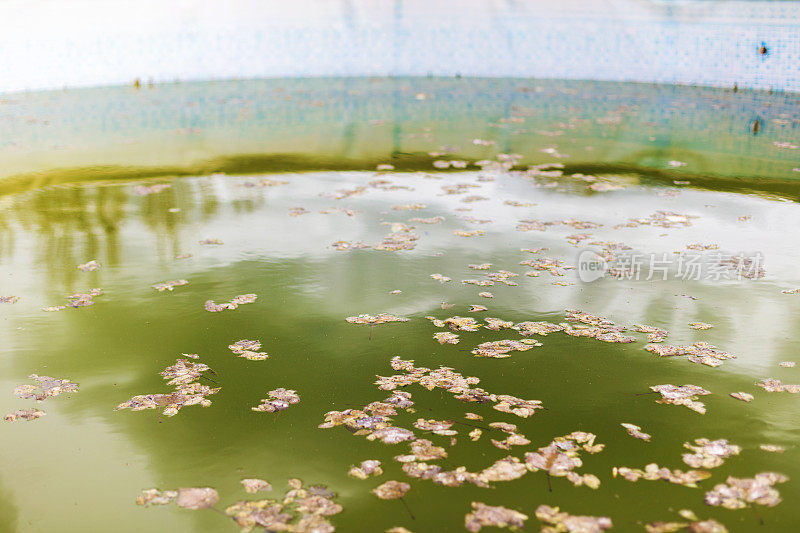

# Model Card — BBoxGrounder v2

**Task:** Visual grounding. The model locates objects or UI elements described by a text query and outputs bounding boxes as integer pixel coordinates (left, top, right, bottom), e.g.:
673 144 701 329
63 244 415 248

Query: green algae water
1 79 800 533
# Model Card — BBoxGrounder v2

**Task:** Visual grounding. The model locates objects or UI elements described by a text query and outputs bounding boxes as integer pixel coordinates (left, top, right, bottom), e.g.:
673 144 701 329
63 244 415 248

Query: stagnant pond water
1 79 800 533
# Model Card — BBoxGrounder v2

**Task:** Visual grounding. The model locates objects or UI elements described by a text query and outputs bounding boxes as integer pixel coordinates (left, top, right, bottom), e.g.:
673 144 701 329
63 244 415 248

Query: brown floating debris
372 480 410 500
77 260 100 272
252 388 300 413
650 384 711 414
152 279 189 292
289 207 310 216
433 332 460 345
136 489 178 506
133 183 171 195
689 322 714 330
376 223 419 251
349 460 383 480
199 238 223 245
226 478 341 531
347 313 409 325
430 273 451 283
410 216 444 224
4 408 45 422
471 339 541 358
229 339 269 361
205 293 257 312
645 342 735 367
760 444 785 453
0 296 20 304
241 478 272 493
524 432 603 488
454 230 485 237
176 487 220 510
779 361 796 368
14 375 78 402
756 378 800 393
645 517 728 533
621 423 651 441
535 505 611 533
465 502 528 532
635 324 668 343
332 240 370 251
469 305 488 312
116 358 219 417
469 264 492 270
705 473 787 509
393 204 426 211
682 439 740 469
612 464 711 487
729 392 753 402
478 292 493 298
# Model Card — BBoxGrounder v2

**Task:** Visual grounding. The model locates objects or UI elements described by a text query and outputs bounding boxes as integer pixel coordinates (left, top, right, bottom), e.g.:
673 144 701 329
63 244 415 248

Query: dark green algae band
2 154 799 202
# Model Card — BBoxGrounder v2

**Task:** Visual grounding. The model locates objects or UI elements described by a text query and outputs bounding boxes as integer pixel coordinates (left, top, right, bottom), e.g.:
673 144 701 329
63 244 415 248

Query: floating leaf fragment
472 339 541 358
152 279 189 292
77 260 100 272
621 423 651 441
229 339 269 360
705 473 787 509
349 460 383 480
465 502 527 532
729 392 753 402
760 444 785 453
756 378 800 393
478 292 493 298
430 274 451 283
176 487 219 510
136 489 178 506
4 408 45 422
469 305 488 312
650 384 711 414
205 294 257 312
373 480 410 500
134 183 171 195
682 439 740 469
779 361 796 368
241 479 272 493
199 238 223 245
689 322 714 330
433 332 460 345
535 505 610 533
14 375 78 402
454 230 485 237
252 389 300 413
613 464 711 487
347 313 409 325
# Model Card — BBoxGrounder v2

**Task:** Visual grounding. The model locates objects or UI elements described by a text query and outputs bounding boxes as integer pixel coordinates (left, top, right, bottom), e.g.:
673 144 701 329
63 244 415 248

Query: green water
1 79 800 533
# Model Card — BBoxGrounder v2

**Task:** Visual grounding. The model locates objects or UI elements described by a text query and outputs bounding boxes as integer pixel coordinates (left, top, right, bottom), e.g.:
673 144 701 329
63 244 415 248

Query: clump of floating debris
116 357 220 417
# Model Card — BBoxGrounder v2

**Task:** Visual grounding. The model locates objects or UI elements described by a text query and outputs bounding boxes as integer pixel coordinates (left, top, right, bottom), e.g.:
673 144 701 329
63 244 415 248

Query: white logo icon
577 249 608 283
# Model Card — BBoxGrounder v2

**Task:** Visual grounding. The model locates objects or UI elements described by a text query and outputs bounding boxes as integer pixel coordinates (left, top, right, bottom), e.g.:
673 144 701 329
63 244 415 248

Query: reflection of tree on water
0 178 267 293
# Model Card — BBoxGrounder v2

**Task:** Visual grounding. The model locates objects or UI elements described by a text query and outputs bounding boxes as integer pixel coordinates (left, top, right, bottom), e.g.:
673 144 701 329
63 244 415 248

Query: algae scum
1 79 800 532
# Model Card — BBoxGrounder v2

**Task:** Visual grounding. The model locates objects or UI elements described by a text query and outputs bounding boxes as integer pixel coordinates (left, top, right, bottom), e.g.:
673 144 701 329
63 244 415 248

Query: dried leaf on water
372 480 410 500
136 489 178 506
346 313 409 325
14 375 78 401
242 479 273 493
0 296 19 304
229 339 269 361
465 502 528 532
4 408 45 422
252 389 300 412
205 294 257 312
77 260 100 272
682 439 740 469
729 392 753 402
534 505 611 533
705 473 787 509
621 423 651 441
176 487 220 510
349 460 383 479
650 384 711 414
153 280 189 292
433 332 460 345
756 378 800 393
